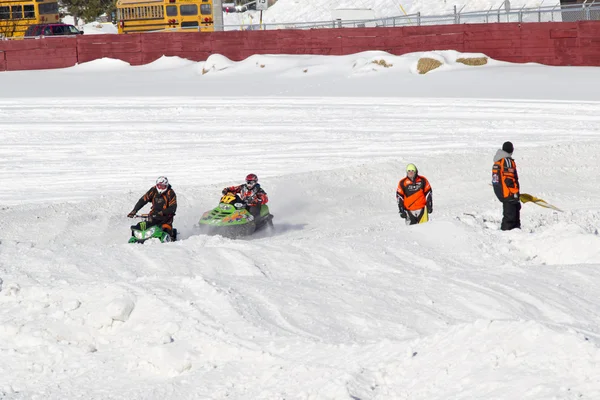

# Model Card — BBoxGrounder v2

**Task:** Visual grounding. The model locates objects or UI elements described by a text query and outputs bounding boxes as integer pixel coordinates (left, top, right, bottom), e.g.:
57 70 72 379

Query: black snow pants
501 201 521 231
248 205 261 222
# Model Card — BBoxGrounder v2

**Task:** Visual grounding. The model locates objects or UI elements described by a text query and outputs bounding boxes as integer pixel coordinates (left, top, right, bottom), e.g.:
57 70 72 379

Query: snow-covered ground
1 52 600 399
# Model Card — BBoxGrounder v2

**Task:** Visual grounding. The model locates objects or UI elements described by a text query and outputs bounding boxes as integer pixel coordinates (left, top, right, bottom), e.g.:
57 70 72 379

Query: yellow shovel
520 193 563 212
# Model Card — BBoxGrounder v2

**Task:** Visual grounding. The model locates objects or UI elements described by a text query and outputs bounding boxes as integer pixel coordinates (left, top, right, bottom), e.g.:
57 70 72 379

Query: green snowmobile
198 192 274 238
128 214 177 244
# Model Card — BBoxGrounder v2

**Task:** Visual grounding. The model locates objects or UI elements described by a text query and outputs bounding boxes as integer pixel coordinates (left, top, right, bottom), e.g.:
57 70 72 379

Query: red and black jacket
223 183 268 207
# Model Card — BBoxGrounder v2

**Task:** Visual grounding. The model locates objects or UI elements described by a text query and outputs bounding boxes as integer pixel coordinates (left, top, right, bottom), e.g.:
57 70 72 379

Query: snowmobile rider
222 173 268 221
492 141 521 231
127 176 178 239
396 163 433 225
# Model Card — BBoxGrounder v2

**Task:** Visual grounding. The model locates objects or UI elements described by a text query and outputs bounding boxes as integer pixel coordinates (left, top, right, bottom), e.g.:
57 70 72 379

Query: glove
222 188 228 195
399 207 407 219
427 197 433 214
156 210 164 216
127 211 136 218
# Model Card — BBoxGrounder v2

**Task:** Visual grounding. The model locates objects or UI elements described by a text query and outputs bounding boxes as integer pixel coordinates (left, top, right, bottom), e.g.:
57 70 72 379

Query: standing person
492 141 521 231
222 173 268 221
128 176 178 239
396 163 433 225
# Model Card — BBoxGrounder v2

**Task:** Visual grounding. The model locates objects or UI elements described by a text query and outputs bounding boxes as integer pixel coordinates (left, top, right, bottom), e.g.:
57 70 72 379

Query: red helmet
245 173 258 188
245 173 257 182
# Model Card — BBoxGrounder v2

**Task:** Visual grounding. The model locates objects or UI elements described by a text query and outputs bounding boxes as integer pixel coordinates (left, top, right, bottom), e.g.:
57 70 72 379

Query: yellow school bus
0 0 59 38
116 0 218 34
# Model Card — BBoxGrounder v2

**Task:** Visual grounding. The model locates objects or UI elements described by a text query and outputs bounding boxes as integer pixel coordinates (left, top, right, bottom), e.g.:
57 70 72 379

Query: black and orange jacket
133 185 177 217
396 175 432 211
223 183 268 207
492 150 520 202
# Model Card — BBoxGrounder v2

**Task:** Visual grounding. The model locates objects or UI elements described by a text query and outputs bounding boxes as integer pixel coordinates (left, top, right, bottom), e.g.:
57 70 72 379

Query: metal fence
216 1 600 31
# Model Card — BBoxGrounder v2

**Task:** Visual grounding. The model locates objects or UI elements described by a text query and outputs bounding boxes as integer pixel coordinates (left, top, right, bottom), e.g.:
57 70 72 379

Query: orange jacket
396 175 432 211
492 155 519 202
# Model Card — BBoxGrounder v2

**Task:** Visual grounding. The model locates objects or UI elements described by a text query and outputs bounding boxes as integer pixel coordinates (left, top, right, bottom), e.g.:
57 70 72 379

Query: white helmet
156 176 169 194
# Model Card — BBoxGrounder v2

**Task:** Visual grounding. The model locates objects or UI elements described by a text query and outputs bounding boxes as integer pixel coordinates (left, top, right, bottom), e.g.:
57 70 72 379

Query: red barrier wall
1 21 600 72
0 50 6 71
77 34 143 65
1 37 78 71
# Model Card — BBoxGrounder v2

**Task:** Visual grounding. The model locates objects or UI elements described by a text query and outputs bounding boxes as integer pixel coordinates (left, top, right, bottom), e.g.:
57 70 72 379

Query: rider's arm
223 185 242 194
132 187 154 213
256 189 268 205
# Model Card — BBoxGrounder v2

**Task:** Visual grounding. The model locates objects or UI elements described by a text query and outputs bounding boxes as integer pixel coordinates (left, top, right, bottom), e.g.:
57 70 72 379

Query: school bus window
180 4 197 15
200 4 211 15
24 5 35 18
151 6 162 18
39 2 59 14
12 5 23 19
166 5 177 16
0 6 9 19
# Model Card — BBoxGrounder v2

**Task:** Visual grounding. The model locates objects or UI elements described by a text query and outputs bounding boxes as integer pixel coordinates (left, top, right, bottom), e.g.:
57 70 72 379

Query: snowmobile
198 192 274 238
128 214 177 244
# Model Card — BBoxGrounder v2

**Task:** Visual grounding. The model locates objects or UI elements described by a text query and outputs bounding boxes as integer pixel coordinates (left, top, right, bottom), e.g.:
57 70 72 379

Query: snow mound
137 56 197 70
200 54 236 74
73 57 131 71
201 50 503 78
